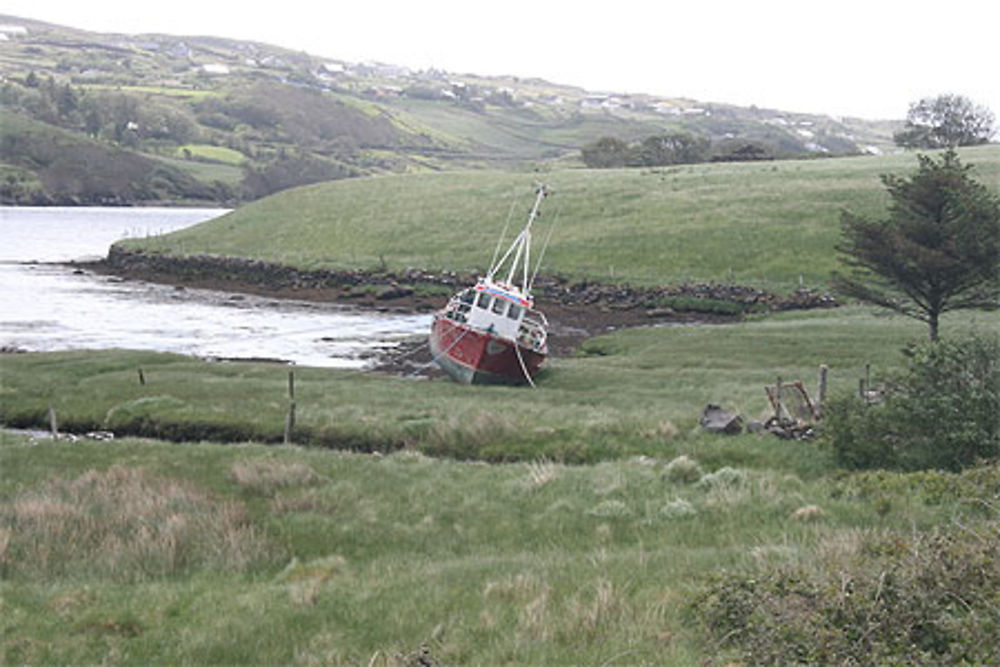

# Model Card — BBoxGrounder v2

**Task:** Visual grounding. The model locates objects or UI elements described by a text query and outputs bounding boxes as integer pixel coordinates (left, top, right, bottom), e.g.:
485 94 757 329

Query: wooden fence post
48 404 58 440
284 370 296 445
817 364 829 418
775 376 783 421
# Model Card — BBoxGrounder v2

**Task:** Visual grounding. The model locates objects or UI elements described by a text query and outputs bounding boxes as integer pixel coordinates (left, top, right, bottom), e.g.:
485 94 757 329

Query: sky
4 0 999 122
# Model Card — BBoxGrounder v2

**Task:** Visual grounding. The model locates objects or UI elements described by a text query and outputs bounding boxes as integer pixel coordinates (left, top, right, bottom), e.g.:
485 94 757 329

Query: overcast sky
4 0 999 121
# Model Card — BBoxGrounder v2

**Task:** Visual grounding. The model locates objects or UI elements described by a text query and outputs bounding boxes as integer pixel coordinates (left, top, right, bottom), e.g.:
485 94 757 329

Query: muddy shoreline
85 248 837 375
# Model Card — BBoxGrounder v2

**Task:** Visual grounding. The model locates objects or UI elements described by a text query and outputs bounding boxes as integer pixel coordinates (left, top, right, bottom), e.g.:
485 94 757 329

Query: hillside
1 14 902 205
118 145 1000 292
0 109 227 204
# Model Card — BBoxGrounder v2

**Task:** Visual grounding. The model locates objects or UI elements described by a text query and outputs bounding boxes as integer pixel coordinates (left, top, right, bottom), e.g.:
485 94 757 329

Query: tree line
0 74 371 203
581 132 782 168
894 94 996 149
2 72 200 147
583 94 997 169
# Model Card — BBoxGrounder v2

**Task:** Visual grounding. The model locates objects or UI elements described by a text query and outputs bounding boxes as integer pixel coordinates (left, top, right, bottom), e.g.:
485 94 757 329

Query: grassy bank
118 146 1000 291
4 307 998 467
6 308 998 467
5 430 999 664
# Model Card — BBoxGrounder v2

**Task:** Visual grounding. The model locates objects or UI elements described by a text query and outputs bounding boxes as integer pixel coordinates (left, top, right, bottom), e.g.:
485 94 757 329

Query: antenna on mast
487 184 551 294
489 194 521 277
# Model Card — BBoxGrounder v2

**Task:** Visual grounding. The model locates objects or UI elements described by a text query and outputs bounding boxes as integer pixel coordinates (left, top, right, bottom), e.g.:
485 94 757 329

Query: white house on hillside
202 63 230 75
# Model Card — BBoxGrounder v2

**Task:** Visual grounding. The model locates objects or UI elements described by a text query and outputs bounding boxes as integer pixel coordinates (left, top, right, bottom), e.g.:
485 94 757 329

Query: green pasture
152 154 243 187
385 97 668 161
175 144 247 166
3 299 999 664
77 84 221 100
120 145 1000 291
3 307 996 467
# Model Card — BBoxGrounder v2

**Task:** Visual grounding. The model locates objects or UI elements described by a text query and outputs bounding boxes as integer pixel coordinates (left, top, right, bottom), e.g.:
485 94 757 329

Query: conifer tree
834 150 1000 341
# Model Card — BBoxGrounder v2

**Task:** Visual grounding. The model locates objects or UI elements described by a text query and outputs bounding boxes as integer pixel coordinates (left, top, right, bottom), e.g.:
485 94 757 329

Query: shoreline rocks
103 246 838 315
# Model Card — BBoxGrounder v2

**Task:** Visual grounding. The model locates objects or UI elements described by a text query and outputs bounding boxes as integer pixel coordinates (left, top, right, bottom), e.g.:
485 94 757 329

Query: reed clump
1 465 280 582
229 458 323 495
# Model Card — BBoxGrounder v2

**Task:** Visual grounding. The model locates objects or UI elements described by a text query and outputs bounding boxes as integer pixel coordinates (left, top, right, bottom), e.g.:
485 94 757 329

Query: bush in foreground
693 514 1000 664
823 332 1000 471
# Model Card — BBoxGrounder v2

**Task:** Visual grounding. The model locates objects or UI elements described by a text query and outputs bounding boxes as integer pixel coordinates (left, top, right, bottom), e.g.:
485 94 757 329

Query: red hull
429 315 546 385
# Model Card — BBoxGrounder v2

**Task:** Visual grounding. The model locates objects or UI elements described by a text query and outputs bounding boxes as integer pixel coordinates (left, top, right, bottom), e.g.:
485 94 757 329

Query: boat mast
488 184 549 294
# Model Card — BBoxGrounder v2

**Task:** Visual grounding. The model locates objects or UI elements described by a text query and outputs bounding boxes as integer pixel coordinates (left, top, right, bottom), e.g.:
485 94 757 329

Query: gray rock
700 404 744 435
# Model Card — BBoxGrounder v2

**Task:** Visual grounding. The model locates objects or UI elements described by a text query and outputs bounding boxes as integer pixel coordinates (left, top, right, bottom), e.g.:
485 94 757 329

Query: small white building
202 63 230 75
0 25 28 37
653 102 681 115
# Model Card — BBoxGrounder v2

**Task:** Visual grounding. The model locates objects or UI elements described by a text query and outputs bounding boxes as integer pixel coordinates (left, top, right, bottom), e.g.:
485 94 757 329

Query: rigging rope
423 322 472 370
489 193 521 276
530 200 561 289
513 340 537 389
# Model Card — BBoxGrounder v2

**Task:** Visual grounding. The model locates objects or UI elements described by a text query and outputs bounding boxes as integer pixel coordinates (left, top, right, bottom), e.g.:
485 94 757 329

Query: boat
429 185 552 386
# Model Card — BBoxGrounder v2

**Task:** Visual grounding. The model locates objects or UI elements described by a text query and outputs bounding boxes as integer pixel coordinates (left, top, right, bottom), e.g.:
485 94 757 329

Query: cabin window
492 298 507 315
507 304 522 320
476 292 492 310
459 289 475 305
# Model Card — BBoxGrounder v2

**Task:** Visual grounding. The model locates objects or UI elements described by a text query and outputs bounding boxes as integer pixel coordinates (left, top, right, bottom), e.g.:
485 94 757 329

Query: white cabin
441 278 547 354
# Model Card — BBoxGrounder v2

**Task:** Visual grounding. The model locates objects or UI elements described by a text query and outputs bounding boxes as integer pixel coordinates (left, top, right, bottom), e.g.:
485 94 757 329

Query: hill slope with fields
119 145 1000 292
1 14 902 205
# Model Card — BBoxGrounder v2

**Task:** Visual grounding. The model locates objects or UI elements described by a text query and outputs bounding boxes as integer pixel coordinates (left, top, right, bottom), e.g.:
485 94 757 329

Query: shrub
696 466 746 490
586 500 631 518
659 498 697 519
663 455 703 484
823 333 1000 471
834 464 1000 507
692 517 1000 664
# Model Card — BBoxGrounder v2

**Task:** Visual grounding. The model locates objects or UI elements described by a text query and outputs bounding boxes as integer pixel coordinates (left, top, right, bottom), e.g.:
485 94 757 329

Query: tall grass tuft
524 459 559 490
230 458 323 495
663 455 703 484
425 411 521 458
2 465 281 582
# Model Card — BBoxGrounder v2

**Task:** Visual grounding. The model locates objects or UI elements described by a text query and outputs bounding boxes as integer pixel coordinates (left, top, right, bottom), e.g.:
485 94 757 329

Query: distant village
0 21 774 118
0 20 884 156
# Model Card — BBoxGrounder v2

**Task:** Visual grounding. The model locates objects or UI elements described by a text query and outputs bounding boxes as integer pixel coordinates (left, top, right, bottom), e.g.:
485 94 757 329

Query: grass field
119 145 1000 292
6 146 1000 662
4 313 1000 663
5 430 983 665
152 154 244 187
4 305 999 663
77 84 222 100
4 285 999 663
175 144 247 166
7 307 996 466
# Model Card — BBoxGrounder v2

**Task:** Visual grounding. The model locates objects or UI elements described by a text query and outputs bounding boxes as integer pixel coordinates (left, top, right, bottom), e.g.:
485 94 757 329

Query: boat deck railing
518 311 548 353
440 292 548 354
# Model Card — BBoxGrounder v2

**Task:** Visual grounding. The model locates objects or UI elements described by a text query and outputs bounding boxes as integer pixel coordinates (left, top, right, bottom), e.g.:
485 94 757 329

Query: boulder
375 284 415 300
699 404 744 435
